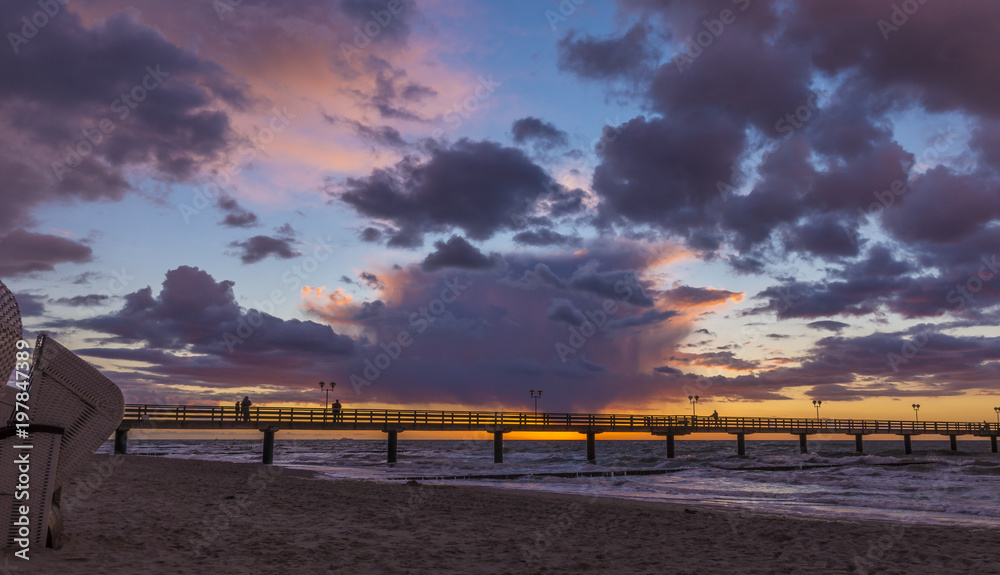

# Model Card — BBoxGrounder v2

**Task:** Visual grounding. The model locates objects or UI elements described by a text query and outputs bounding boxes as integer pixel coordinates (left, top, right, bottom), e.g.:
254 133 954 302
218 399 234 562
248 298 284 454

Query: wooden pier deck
115 404 1000 464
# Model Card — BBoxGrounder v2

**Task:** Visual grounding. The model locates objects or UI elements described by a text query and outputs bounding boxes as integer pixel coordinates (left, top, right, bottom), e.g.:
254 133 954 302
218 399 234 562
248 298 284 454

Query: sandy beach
15 454 1000 574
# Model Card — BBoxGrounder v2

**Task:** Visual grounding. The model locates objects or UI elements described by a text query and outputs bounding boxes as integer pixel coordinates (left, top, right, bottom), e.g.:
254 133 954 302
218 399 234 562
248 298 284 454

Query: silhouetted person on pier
332 399 342 422
241 396 252 422
711 410 719 422
235 401 241 422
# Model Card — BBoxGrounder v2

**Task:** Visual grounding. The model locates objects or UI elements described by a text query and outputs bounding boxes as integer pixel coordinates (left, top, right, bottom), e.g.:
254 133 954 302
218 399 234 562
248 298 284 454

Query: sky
3 0 1000 423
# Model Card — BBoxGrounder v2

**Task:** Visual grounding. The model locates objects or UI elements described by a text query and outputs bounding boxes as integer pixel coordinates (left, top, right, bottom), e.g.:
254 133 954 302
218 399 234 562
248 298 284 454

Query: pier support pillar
903 434 912 455
949 434 958 451
737 433 746 457
114 429 128 455
992 435 997 453
386 430 399 464
493 431 504 464
262 429 275 464
666 434 675 459
798 433 808 454
855 434 864 454
586 431 596 463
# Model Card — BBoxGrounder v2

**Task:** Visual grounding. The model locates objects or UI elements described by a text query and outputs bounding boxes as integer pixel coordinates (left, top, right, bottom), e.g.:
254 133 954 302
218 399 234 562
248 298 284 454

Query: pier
115 405 1000 464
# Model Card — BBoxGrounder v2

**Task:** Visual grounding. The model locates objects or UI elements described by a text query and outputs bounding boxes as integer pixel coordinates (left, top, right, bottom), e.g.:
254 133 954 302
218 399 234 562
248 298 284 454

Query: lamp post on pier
812 400 822 419
688 395 699 417
319 381 335 409
529 389 543 415
912 404 920 422
993 406 999 426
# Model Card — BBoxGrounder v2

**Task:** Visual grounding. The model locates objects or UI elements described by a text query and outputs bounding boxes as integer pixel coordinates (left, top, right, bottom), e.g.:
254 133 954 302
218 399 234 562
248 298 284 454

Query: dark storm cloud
606 308 678 330
0 4 245 231
784 0 1000 118
557 23 659 80
881 167 1000 244
339 140 554 244
0 228 93 276
568 0 1000 284
512 228 579 247
567 264 655 307
744 243 982 321
229 235 301 264
71 266 357 396
807 321 850 333
420 236 497 272
546 298 586 326
511 117 569 149
783 214 861 258
591 115 744 246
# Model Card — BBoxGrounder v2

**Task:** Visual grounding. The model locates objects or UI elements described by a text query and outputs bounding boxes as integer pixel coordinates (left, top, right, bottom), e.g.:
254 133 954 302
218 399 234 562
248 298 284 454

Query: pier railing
122 404 1000 435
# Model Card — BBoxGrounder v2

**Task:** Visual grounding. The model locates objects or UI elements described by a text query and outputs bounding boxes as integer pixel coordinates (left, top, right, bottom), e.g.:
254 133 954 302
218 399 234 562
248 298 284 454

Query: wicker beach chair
0 281 125 551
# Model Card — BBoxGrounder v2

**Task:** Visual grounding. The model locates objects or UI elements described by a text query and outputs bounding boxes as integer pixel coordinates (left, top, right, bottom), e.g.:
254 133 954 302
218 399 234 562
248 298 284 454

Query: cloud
0 6 246 232
359 271 385 290
557 23 659 81
68 266 357 399
338 139 555 245
0 228 93 276
13 293 46 317
511 117 568 149
229 235 301 264
53 294 111 307
668 351 760 372
546 298 586 326
359 227 383 243
420 235 498 272
808 320 850 333
217 195 259 228
663 285 743 308
512 228 579 247
606 309 678 330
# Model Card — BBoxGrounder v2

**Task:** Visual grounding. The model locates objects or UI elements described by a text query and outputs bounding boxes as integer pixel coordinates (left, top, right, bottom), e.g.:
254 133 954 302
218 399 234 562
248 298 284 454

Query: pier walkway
114 404 1000 464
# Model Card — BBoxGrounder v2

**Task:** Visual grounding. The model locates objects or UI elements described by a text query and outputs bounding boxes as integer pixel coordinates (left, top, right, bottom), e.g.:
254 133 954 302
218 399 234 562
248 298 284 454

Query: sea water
97 438 1000 527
